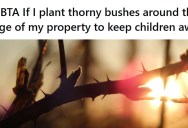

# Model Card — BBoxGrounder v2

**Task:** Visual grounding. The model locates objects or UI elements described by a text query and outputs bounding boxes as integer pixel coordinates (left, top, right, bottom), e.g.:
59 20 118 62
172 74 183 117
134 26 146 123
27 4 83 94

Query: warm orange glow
165 78 182 98
145 77 182 107
146 77 164 98
145 77 164 107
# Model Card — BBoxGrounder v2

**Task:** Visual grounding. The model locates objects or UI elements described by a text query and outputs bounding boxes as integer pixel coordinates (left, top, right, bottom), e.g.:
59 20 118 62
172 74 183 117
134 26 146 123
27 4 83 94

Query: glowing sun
145 77 182 107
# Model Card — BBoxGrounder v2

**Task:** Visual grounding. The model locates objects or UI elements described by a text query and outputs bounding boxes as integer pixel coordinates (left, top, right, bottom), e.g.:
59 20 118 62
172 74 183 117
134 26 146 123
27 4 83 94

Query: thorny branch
1 41 188 127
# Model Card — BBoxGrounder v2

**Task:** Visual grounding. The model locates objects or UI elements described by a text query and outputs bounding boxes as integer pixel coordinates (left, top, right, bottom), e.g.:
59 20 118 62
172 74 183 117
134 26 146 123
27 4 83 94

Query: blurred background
0 40 188 128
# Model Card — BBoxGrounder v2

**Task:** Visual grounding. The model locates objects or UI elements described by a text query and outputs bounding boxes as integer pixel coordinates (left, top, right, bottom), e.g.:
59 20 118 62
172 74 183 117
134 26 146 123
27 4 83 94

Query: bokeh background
0 40 188 128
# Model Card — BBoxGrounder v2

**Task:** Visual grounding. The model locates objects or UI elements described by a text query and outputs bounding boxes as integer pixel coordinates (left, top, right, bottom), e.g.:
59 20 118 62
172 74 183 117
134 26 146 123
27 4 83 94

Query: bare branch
1 58 188 127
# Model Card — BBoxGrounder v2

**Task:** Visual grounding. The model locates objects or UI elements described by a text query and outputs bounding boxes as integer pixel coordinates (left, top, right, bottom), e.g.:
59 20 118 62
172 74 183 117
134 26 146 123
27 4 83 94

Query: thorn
0 105 8 113
33 99 36 103
56 73 64 79
56 74 61 79
92 97 95 102
106 74 110 81
40 89 50 98
141 62 148 73
91 77 100 83
42 61 51 73
101 94 106 100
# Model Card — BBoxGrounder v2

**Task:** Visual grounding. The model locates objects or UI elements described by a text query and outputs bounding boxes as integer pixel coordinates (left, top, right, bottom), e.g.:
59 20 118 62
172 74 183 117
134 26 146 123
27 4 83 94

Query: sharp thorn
92 97 95 102
33 99 36 103
56 73 63 79
91 77 100 83
141 62 147 73
56 74 61 79
42 61 51 73
0 105 8 113
56 73 67 80
40 89 49 97
106 74 110 81
101 94 106 100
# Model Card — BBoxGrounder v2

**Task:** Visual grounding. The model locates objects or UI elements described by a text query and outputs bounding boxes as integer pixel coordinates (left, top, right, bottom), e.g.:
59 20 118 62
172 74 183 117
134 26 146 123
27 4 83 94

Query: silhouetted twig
26 40 47 106
58 40 67 80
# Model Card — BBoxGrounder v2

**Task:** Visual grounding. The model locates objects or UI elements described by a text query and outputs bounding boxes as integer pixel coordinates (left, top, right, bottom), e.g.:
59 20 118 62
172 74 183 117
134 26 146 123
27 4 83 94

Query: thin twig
58 40 67 80
25 40 47 106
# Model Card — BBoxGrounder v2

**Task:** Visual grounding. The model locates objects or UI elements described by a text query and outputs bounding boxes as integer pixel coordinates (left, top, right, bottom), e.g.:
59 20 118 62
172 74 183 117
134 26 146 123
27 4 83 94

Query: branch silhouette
0 41 188 127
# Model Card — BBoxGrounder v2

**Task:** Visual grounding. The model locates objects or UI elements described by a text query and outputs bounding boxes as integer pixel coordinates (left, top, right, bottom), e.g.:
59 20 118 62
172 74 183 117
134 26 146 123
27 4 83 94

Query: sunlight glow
145 77 182 107
146 77 164 98
145 77 164 107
